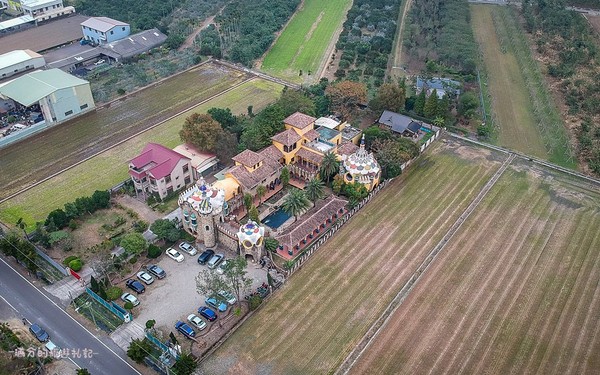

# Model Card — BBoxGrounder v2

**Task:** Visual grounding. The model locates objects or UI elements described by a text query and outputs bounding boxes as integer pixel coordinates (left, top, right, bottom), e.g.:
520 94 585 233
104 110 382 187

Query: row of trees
521 0 600 174
404 0 478 75
45 190 111 231
333 0 401 87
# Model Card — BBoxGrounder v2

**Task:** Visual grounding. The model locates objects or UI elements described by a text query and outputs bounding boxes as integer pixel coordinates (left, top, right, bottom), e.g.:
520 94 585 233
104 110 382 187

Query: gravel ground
134 242 268 336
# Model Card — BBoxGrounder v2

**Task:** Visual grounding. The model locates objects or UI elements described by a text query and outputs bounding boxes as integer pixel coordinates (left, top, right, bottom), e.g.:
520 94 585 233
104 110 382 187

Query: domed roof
237 220 264 246
343 135 380 177
182 177 225 215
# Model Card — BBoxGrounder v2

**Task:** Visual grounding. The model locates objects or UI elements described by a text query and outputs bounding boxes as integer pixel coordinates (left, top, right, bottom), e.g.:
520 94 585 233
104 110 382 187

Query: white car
218 290 237 305
136 271 154 285
187 313 207 330
178 242 197 256
216 259 228 275
166 248 184 262
120 292 140 307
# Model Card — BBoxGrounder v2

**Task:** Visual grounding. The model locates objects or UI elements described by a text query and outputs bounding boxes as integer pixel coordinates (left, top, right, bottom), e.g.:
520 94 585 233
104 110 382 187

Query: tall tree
179 113 225 153
414 90 427 116
319 152 340 185
305 178 325 205
370 83 406 113
325 81 367 120
222 256 252 308
424 89 439 119
280 167 290 187
15 218 27 238
282 189 310 221
207 107 241 137
150 219 180 243
277 89 316 117
173 353 197 375
256 185 267 204
248 205 260 223
436 94 450 118
120 233 148 256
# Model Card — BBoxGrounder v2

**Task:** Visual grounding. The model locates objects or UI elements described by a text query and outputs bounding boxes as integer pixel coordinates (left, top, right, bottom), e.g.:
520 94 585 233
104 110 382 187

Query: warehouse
0 49 45 80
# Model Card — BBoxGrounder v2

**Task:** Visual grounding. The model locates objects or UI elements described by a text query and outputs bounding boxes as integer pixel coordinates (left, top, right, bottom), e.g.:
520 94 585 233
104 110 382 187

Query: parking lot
132 242 268 338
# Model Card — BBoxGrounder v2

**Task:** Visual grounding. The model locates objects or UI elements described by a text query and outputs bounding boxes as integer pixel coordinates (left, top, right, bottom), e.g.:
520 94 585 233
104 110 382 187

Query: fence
419 128 441 153
85 288 131 323
32 245 69 276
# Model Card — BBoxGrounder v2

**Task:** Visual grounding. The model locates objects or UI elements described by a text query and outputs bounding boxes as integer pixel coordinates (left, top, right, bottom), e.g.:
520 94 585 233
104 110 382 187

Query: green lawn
261 0 352 82
0 79 283 228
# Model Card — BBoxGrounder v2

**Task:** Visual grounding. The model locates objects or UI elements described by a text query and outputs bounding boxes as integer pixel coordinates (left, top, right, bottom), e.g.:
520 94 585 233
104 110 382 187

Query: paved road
0 257 141 375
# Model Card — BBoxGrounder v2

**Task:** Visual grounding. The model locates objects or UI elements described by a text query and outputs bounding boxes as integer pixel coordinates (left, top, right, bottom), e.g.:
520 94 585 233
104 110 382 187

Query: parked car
136 271 154 285
178 242 197 256
175 321 195 338
198 306 217 322
205 297 228 312
216 259 228 275
197 249 215 265
120 292 140 307
29 324 49 342
125 279 145 294
218 290 237 305
187 314 207 330
207 253 224 269
146 264 166 279
166 248 184 262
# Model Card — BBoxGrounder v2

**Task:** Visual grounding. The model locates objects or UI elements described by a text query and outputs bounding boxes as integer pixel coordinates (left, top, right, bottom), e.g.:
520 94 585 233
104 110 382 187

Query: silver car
121 292 140 307
136 271 154 285
178 242 198 256
207 253 224 269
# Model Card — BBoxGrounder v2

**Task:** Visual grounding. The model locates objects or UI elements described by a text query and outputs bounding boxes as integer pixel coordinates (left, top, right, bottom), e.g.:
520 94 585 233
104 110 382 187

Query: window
175 176 180 180
64 110 73 116
110 30 114 35
122 27 126 31
141 177 147 183
184 176 191 185
165 176 171 183
205 226 210 231
80 104 88 110
182 165 189 173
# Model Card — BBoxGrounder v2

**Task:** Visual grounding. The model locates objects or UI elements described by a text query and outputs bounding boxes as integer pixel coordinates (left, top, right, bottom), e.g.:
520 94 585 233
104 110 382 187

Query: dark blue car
125 279 145 294
175 321 195 338
198 306 217 322
29 324 49 342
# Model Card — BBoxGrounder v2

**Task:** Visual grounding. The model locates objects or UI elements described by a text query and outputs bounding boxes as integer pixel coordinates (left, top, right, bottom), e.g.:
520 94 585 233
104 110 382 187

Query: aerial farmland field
199 139 507 374
349 157 600 374
260 0 351 83
0 78 283 227
0 62 248 202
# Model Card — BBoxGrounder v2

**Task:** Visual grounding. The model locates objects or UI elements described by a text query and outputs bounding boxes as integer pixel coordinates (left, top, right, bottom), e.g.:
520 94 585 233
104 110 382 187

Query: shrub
68 259 82 272
63 255 79 266
248 295 262 311
106 286 123 301
147 244 161 259
127 338 152 363
128 255 138 264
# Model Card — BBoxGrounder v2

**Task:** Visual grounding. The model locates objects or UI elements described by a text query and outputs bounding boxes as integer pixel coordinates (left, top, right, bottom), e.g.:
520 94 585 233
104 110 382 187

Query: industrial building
0 0 74 21
0 68 95 125
0 49 45 80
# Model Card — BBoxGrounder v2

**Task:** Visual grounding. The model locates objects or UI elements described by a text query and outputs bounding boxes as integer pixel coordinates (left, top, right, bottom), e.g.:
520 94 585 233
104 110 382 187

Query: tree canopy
325 81 367 120
150 219 180 243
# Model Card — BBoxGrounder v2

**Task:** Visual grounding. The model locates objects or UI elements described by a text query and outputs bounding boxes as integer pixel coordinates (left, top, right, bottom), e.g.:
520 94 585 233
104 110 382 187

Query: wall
105 24 130 43
0 55 45 79
50 84 93 123
217 224 239 252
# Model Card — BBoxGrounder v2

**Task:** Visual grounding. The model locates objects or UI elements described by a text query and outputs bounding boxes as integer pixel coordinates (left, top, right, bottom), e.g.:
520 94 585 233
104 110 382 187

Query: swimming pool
263 208 292 229
420 126 433 133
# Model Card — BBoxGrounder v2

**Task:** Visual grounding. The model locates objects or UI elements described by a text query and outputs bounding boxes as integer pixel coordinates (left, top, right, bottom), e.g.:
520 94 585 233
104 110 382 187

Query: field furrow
199 139 504 374
347 158 600 374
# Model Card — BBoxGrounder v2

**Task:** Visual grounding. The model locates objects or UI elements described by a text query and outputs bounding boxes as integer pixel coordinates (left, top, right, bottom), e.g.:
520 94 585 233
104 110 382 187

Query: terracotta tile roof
303 129 320 141
228 147 283 190
295 148 324 164
232 149 262 167
337 140 359 156
276 196 348 249
129 143 189 179
284 112 316 130
271 128 302 146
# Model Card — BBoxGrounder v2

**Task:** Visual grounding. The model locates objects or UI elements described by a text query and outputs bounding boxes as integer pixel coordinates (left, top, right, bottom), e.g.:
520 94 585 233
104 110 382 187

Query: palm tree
319 152 340 185
282 189 310 222
305 178 325 206
256 185 267 205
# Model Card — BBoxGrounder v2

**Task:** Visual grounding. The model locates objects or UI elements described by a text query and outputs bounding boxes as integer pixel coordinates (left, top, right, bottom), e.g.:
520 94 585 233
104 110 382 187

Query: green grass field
350 158 600 374
199 139 506 374
0 63 247 201
471 5 575 168
261 0 351 82
0 79 283 228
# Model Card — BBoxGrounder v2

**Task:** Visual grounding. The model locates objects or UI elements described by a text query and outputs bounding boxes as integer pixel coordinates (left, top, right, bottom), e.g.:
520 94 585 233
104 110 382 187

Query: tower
198 186 217 249
237 220 265 262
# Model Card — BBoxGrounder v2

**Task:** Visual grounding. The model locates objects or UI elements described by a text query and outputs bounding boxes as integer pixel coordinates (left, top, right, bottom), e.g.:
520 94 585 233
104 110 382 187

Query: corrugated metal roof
0 69 89 106
81 17 129 33
0 15 35 32
0 49 43 68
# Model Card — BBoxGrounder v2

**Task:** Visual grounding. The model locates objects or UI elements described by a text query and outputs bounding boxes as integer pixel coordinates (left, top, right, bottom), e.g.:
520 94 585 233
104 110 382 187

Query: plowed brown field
349 157 600 374
199 138 506 374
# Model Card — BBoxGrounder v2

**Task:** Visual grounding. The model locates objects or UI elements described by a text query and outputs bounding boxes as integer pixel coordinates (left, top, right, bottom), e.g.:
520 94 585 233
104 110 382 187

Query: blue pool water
263 209 292 229
420 126 433 133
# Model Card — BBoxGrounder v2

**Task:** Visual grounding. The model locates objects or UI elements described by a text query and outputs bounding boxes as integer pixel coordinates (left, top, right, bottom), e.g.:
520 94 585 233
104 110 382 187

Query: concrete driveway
133 243 268 335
